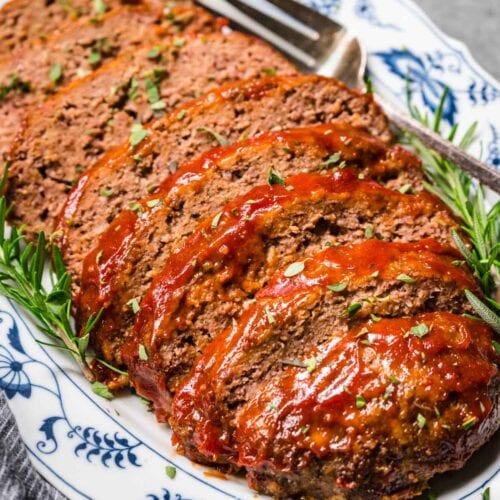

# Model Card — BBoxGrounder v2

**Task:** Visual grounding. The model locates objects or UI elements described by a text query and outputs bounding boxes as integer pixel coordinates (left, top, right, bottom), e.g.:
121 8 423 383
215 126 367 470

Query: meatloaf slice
56 75 392 283
0 0 138 55
77 124 423 386
6 30 295 235
0 3 219 157
119 170 461 410
173 287 498 500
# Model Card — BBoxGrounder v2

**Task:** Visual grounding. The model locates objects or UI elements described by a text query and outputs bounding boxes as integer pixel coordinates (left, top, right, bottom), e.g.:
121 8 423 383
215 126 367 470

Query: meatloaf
56 75 392 288
6 31 295 235
173 265 498 500
0 0 136 55
0 3 219 157
120 170 461 412
77 123 423 388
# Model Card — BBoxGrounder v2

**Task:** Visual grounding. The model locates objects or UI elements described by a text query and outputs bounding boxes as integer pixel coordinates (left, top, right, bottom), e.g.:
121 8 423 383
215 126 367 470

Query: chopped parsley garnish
211 211 223 228
483 487 490 500
399 183 412 194
452 260 465 267
147 184 159 194
0 73 31 101
268 168 286 186
347 302 362 317
320 152 341 168
49 63 63 84
265 306 276 325
145 76 161 104
327 282 347 292
127 297 140 314
261 67 277 76
129 123 148 147
383 384 394 400
409 323 429 338
416 413 426 428
389 376 401 385
397 273 416 284
177 110 187 120
129 203 143 216
173 38 185 48
300 425 310 434
305 357 317 373
146 199 161 208
151 100 166 111
99 187 113 197
93 0 107 14
342 385 351 394
462 416 477 430
165 465 177 479
267 402 278 411
370 313 381 322
197 127 228 146
284 261 305 278
355 395 365 409
493 340 500 355
147 46 161 59
138 344 148 361
88 49 101 67
91 381 114 400
364 225 374 239
128 78 139 101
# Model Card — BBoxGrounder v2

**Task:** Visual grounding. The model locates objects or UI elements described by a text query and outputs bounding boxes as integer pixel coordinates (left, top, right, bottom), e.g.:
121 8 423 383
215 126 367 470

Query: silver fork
197 0 500 192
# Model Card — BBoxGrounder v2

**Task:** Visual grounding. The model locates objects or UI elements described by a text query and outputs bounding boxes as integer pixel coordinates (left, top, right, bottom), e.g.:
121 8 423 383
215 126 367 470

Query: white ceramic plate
1 0 498 499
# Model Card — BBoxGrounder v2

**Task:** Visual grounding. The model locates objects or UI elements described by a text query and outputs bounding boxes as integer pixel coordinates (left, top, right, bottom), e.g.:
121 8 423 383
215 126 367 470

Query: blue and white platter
0 0 498 498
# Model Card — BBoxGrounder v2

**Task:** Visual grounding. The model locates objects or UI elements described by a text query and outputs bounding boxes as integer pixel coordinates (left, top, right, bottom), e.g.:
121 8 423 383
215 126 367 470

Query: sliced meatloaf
173 279 498 500
6 31 295 235
56 75 392 284
0 3 219 157
0 0 137 55
119 170 461 410
78 124 423 388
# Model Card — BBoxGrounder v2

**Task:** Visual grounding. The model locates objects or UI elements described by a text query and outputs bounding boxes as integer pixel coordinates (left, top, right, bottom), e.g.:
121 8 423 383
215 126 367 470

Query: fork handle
375 95 500 193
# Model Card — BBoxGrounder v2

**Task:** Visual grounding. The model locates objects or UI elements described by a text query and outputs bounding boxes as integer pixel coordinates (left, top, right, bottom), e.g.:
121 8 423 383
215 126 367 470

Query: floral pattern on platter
1 0 499 499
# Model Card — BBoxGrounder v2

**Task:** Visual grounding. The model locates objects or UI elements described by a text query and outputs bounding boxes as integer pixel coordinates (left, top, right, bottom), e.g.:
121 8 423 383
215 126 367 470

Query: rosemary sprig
0 166 127 380
403 82 500 333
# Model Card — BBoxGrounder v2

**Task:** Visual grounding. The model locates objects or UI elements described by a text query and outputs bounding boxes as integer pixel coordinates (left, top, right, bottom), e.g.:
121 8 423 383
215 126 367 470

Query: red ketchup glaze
171 240 483 460
77 122 419 334
122 170 459 401
234 313 498 470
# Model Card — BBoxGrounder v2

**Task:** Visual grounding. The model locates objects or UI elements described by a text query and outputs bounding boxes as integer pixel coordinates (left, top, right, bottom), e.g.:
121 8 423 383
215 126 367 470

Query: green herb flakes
364 225 374 239
493 340 500 355
383 384 394 400
327 282 347 292
267 402 277 411
462 416 477 430
91 381 114 400
147 46 161 59
138 344 148 361
305 357 317 373
173 38 185 48
399 183 412 194
342 385 351 394
268 168 286 186
284 261 305 278
129 203 143 217
482 487 490 500
320 152 341 168
93 0 107 14
88 49 101 67
397 273 416 284
347 302 362 317
416 413 426 428
145 76 160 104
370 313 381 322
127 297 140 314
355 395 365 409
261 66 277 76
129 123 148 147
99 187 113 197
410 323 429 338
147 184 159 194
300 425 310 435
146 199 161 209
265 306 276 325
197 127 228 146
211 211 223 228
177 110 187 120
49 63 63 84
165 465 177 479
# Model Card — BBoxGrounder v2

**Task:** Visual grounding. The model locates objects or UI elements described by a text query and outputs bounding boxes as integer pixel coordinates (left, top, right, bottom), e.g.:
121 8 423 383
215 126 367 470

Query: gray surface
414 0 500 81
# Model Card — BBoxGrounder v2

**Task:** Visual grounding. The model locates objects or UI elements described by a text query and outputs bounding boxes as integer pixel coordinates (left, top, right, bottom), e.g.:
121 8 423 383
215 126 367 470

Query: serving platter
0 0 498 498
